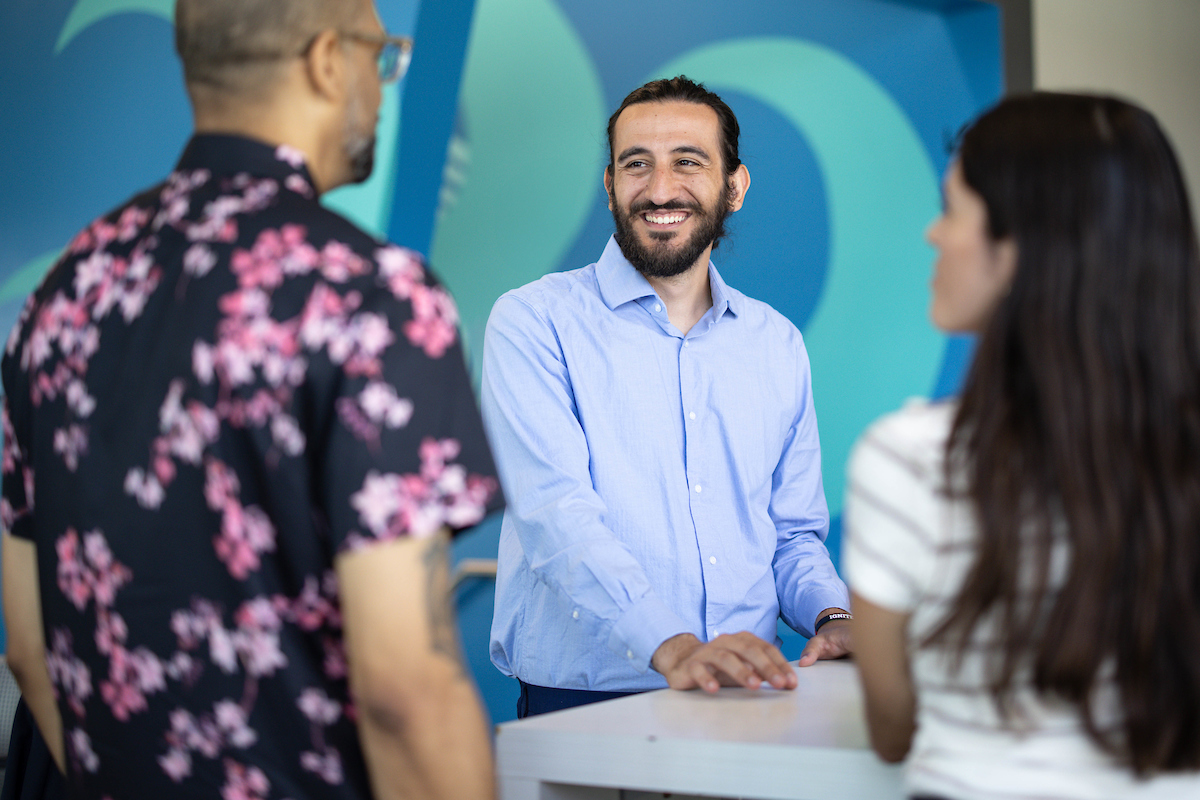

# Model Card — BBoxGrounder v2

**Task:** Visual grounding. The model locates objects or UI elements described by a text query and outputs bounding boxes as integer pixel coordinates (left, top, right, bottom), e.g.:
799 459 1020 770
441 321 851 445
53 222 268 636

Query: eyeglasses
341 32 413 84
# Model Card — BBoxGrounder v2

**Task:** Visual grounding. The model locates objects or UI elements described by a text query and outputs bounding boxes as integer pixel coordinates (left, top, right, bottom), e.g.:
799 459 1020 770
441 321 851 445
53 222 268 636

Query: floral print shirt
0 134 503 799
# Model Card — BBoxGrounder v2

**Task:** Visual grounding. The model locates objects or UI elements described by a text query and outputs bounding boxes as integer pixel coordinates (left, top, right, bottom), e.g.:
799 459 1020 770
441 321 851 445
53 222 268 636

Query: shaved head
175 0 362 100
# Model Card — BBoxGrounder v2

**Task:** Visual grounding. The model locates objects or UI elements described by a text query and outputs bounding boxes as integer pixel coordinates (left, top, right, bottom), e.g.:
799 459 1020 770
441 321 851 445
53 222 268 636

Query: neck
645 247 714 336
190 83 344 194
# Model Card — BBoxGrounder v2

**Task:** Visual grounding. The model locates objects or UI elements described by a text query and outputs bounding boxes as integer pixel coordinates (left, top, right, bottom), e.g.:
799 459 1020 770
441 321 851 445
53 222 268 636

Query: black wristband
814 612 852 633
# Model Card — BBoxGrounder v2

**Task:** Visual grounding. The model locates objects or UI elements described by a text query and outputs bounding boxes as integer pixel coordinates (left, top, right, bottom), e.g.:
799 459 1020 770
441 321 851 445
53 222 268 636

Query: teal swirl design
428 0 605 370
659 39 943 517
0 251 60 305
56 0 174 53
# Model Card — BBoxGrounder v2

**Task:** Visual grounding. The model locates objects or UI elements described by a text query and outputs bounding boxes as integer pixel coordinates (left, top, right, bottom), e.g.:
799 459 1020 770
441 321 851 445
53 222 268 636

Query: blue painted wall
0 0 1001 726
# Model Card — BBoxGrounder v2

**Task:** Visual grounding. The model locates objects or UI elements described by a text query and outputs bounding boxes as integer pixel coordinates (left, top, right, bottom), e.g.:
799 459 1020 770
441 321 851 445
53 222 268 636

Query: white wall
1032 0 1200 226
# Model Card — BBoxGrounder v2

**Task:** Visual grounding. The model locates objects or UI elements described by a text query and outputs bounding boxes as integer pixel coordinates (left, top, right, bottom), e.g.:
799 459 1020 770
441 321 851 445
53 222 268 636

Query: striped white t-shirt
844 399 1200 800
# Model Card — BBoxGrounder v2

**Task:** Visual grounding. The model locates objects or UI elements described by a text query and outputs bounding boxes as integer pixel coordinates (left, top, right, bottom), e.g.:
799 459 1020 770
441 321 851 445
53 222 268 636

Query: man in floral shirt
1 1 502 798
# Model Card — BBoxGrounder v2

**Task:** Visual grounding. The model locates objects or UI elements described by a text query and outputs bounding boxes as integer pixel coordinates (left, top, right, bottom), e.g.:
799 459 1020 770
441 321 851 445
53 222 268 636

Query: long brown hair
934 93 1200 774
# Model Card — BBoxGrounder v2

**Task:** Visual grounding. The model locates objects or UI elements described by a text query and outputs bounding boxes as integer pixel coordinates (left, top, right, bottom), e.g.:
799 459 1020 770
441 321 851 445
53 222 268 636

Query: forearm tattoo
422 533 467 671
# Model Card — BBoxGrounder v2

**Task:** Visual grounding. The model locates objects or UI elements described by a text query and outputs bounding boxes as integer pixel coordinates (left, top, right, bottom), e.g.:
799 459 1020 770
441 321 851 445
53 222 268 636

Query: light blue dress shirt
483 237 849 692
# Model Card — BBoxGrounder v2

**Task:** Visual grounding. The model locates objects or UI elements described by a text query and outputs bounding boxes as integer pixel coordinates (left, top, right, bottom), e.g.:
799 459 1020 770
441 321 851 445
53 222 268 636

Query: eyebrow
616 145 713 164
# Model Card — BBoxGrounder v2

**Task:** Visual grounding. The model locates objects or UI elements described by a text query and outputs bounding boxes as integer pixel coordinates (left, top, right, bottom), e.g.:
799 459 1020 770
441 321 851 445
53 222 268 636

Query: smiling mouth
642 210 690 227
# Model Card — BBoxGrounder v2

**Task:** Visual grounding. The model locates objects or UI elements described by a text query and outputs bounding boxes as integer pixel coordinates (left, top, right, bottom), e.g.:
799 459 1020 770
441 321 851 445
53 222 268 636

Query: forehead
611 100 721 157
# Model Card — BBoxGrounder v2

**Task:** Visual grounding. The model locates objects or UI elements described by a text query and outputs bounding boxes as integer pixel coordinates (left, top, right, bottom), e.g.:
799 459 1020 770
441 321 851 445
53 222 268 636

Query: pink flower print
340 312 394 378
283 576 337 631
233 620 286 679
222 759 271 800
65 379 96 417
209 623 238 674
298 284 362 353
218 287 270 321
349 438 496 542
74 250 112 299
300 748 344 785
318 240 370 283
159 746 192 782
214 700 258 749
231 226 319 288
204 458 240 510
214 502 277 580
404 284 459 358
2 402 20 475
56 531 90 610
323 638 348 680
193 341 216 383
376 245 426 300
47 630 92 717
285 173 313 198
116 206 149 242
184 243 217 278
0 499 14 531
55 528 131 611
69 728 100 773
360 381 413 428
99 640 165 721
53 425 88 472
270 413 305 456
275 145 307 169
124 467 165 509
234 596 282 631
297 688 341 726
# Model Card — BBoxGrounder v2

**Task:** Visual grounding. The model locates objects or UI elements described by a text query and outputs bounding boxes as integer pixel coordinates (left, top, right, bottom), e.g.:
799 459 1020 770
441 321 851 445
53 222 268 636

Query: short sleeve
317 249 502 552
843 403 951 613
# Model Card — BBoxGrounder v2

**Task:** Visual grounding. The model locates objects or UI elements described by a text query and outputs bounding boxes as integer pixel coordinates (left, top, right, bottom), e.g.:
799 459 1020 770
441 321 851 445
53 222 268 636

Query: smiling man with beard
482 76 853 717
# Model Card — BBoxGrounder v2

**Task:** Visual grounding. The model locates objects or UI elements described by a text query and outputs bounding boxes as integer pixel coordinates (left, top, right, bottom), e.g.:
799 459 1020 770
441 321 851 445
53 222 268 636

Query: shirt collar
175 134 318 197
595 235 739 320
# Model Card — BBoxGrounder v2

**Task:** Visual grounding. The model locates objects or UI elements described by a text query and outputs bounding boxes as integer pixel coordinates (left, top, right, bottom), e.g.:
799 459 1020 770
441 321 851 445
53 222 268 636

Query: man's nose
646 165 681 205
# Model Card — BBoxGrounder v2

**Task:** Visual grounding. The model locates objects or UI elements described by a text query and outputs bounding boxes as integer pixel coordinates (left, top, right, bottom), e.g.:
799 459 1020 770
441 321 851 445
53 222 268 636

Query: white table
495 660 904 800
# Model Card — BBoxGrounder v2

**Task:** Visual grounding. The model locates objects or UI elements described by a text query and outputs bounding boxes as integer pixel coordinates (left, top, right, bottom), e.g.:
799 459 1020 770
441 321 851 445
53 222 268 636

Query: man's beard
610 184 732 279
343 86 377 184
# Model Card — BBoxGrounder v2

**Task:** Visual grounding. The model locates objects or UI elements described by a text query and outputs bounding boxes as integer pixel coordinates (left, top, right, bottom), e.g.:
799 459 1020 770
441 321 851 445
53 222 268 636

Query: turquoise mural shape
659 39 943 517
429 0 605 370
56 0 174 53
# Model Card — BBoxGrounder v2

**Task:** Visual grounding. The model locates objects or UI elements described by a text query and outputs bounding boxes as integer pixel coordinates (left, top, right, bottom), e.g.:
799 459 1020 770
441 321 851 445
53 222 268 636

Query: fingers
796 621 854 668
662 633 797 692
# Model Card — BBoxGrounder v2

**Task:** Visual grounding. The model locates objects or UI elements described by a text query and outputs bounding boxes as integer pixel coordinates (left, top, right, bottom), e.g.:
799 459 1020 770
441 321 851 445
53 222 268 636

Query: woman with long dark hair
845 93 1200 798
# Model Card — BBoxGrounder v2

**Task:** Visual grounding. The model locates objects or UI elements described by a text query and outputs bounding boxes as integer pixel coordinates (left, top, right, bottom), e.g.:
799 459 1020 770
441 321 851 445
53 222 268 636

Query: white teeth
645 212 687 225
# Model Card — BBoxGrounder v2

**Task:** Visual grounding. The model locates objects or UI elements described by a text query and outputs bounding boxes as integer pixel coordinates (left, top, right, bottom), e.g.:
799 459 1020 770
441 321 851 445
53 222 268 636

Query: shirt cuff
796 583 852 638
606 593 694 673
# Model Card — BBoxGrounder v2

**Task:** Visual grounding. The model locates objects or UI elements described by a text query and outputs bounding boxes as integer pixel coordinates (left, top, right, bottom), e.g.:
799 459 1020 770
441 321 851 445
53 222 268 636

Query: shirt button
684 340 690 347
694 485 702 493
572 610 579 619
709 556 717 565
688 411 696 420
626 649 634 659
654 303 662 312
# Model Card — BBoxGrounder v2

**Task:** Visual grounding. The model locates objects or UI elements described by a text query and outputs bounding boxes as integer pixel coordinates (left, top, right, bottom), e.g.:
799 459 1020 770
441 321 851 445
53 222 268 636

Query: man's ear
303 29 345 102
603 166 614 211
727 164 751 212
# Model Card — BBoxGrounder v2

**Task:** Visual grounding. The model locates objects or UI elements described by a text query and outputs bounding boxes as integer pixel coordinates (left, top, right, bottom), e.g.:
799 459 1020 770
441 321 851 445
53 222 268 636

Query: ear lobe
603 167 614 211
303 29 345 102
